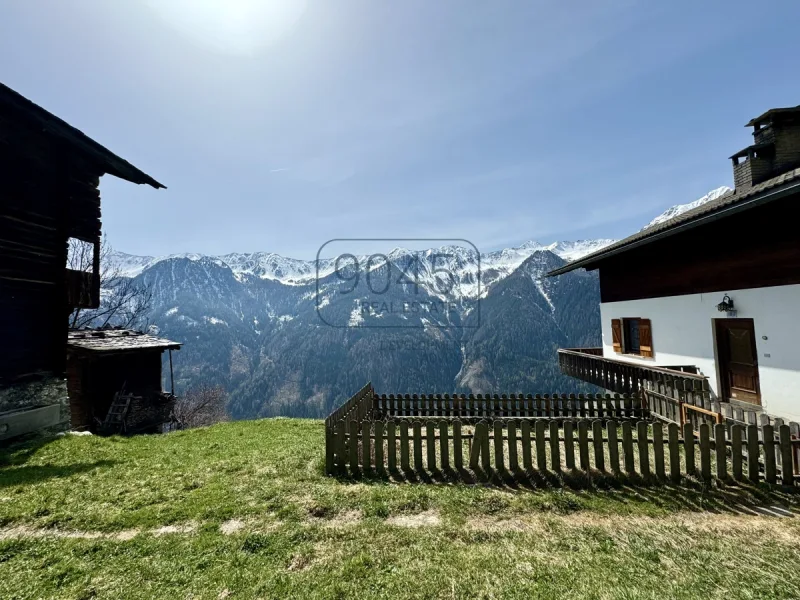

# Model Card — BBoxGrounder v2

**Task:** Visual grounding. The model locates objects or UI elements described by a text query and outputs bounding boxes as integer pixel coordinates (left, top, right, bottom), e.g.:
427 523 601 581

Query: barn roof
0 82 165 189
547 167 800 276
67 329 181 353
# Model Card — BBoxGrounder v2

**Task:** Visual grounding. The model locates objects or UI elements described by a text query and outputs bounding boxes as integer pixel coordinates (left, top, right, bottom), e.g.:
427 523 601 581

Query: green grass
1 419 800 599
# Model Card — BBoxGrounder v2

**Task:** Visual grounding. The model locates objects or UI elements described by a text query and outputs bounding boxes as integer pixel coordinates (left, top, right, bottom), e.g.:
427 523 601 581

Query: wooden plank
699 423 711 481
780 425 793 486
349 420 360 475
592 420 605 472
653 422 665 480
683 422 696 477
387 421 397 472
535 420 547 472
763 424 776 484
481 420 491 473
578 420 590 471
668 422 680 482
714 423 727 481
747 424 760 483
400 421 410 472
731 424 743 481
413 421 424 472
325 423 334 475
439 421 450 471
453 420 463 470
494 421 505 472
521 420 532 470
637 421 650 479
426 421 437 471
335 420 347 471
550 420 561 472
564 421 576 470
469 422 482 470
375 421 384 474
362 421 371 473
622 422 635 475
607 420 620 474
508 421 518 471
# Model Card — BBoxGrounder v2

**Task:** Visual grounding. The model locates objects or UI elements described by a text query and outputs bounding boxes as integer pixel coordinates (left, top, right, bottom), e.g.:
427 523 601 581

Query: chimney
731 106 800 191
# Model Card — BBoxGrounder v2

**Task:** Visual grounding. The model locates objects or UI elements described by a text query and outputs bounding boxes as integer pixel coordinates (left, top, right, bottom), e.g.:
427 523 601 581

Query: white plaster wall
599 284 800 421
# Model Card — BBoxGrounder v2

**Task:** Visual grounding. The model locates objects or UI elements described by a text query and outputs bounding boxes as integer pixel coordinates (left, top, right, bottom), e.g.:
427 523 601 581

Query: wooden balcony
558 348 709 398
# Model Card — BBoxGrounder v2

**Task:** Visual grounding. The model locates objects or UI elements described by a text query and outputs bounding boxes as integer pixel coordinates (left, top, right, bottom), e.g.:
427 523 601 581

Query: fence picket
426 421 437 471
400 421 410 472
763 425 776 484
731 424 743 481
683 423 696 477
439 421 449 471
362 421 371 472
494 421 505 472
578 421 590 471
593 420 605 472
536 420 547 471
521 421 533 470
668 423 680 482
387 421 397 472
714 423 727 481
469 422 482 470
413 422 424 472
747 424 760 483
349 420 360 475
622 422 635 475
375 421 384 474
481 420 491 473
608 420 620 474
453 420 463 470
780 425 793 486
564 421 576 470
637 421 650 479
550 420 561 471
699 424 711 481
508 421 518 471
335 421 346 471
653 422 665 480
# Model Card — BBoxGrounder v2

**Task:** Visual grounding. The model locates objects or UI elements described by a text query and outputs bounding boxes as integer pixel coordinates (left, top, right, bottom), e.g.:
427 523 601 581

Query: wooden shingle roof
0 82 165 189
547 167 800 276
67 329 181 353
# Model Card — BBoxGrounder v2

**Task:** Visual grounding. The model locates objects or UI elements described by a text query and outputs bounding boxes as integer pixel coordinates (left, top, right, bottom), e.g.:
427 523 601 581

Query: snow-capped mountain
641 186 732 231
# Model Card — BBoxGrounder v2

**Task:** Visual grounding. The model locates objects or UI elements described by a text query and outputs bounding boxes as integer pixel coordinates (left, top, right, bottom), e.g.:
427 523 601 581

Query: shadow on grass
0 459 117 488
330 465 800 515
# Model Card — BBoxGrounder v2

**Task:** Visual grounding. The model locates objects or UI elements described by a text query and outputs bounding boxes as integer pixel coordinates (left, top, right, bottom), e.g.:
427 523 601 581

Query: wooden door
715 319 761 405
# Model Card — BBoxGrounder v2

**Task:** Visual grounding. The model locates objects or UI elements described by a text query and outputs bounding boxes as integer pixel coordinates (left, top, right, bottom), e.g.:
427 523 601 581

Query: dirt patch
0 526 140 541
151 522 198 536
287 553 313 572
220 519 246 535
321 509 363 529
387 510 441 528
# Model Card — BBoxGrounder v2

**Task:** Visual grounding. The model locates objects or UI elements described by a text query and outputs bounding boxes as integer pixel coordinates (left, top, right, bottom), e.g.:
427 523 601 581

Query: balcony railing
558 348 713 426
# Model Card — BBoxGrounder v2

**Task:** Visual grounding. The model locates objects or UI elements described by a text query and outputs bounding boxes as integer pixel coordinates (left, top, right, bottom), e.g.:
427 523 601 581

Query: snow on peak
642 186 732 231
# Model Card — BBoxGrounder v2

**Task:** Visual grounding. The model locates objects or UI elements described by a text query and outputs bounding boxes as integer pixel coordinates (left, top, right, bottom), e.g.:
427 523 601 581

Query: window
611 318 653 358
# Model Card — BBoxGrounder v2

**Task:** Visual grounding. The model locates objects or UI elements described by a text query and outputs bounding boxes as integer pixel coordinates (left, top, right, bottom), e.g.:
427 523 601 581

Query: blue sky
2 0 800 259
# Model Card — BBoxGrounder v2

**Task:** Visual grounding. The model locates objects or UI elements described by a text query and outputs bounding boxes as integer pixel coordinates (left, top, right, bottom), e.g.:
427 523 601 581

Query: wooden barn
0 82 164 440
67 329 181 434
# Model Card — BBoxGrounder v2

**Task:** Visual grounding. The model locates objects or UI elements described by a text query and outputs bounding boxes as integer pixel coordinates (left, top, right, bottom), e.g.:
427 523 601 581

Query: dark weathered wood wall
0 107 103 382
596 192 800 303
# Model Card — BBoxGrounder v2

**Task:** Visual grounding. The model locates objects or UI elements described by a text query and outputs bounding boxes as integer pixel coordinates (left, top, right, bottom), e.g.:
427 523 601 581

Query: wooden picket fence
325 384 800 487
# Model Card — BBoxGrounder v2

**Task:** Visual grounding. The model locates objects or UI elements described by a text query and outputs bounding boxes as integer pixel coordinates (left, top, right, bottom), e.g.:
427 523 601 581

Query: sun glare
147 0 307 55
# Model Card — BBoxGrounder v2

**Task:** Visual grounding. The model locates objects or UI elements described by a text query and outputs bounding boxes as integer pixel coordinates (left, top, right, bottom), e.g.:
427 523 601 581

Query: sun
147 0 307 55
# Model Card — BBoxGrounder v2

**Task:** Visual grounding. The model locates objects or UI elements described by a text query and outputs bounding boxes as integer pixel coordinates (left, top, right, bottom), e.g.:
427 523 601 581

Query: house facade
0 82 164 441
549 106 800 422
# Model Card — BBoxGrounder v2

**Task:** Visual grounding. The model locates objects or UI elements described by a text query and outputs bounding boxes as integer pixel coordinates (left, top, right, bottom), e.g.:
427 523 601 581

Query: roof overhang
547 179 800 277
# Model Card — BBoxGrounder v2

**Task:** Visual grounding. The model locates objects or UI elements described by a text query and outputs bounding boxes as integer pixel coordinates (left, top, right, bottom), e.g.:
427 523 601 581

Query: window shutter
611 319 622 353
639 318 653 358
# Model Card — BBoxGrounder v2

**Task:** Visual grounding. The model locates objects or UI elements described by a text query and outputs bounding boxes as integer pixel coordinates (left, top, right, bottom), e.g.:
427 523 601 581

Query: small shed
66 328 181 433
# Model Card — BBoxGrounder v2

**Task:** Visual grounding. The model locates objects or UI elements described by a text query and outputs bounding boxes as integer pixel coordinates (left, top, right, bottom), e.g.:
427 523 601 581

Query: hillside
2 420 800 599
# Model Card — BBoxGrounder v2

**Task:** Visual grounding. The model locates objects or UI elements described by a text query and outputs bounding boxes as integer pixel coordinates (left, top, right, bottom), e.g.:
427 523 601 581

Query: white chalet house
549 105 800 422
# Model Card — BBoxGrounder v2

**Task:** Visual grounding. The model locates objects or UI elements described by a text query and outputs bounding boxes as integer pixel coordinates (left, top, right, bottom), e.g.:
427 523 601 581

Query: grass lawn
1 418 800 599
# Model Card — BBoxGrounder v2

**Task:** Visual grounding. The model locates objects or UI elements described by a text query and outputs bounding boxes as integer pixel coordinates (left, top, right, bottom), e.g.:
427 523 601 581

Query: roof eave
546 179 800 277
